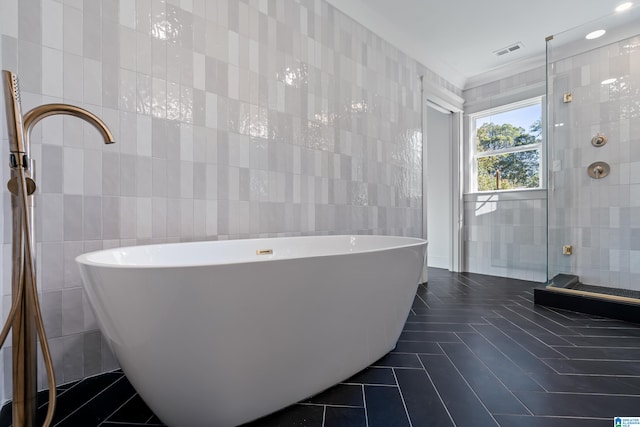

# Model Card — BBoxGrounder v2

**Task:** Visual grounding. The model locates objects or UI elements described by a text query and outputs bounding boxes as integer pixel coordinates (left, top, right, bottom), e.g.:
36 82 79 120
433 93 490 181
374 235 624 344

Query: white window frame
468 96 545 193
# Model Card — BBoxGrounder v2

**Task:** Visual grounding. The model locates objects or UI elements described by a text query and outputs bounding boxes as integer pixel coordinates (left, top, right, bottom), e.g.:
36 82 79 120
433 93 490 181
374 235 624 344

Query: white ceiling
326 0 638 89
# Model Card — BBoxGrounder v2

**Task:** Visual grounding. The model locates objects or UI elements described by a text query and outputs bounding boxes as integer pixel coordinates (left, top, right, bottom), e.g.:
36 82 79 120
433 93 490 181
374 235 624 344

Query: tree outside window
471 98 542 192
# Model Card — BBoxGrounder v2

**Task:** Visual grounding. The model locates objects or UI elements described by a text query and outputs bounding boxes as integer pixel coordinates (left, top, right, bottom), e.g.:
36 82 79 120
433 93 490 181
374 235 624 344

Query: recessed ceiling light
601 78 618 84
586 29 606 39
616 2 633 12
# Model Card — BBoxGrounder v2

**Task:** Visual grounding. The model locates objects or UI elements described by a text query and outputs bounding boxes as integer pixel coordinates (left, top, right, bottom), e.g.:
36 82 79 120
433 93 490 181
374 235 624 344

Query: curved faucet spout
23 103 116 144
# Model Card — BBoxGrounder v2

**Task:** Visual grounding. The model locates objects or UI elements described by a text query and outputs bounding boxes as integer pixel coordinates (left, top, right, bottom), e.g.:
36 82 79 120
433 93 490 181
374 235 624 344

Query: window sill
463 188 547 202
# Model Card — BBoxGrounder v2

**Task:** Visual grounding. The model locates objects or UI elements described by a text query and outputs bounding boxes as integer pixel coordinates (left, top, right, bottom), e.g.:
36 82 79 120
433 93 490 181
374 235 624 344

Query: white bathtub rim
76 235 427 269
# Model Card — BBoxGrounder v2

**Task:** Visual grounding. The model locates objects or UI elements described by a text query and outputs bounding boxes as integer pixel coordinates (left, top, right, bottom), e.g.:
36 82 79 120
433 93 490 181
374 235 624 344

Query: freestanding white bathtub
76 235 427 427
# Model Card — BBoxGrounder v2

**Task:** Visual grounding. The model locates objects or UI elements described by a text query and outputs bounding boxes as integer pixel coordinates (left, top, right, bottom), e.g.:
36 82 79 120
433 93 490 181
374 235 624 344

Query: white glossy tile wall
463 195 547 282
548 35 640 290
463 69 548 282
0 0 461 402
464 65 545 108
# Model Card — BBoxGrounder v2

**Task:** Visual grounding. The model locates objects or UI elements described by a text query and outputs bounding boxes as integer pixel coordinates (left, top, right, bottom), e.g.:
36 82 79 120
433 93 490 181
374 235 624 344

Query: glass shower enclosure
546 4 640 300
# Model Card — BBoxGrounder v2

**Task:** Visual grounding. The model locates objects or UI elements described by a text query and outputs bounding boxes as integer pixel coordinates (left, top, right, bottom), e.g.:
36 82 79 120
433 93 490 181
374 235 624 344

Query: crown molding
464 54 546 90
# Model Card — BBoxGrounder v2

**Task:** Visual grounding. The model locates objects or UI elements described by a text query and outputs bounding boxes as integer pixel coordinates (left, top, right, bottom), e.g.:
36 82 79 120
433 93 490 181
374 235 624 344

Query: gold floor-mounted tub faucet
0 70 116 427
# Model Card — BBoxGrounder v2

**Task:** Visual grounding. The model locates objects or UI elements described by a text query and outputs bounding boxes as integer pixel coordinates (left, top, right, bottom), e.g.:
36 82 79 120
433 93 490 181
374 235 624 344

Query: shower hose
0 159 57 427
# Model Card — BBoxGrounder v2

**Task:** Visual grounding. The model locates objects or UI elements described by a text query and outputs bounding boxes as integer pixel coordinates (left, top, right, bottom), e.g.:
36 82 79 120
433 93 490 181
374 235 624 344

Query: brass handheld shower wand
0 70 115 427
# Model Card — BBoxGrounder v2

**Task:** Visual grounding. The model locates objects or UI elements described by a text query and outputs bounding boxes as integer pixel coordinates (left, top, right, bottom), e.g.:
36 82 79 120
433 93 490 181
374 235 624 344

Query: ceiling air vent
493 42 524 57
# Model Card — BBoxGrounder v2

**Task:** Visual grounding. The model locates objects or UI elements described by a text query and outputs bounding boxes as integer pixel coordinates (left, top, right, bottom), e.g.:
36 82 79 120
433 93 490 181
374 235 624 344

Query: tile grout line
100 392 137 425
471 321 564 376
299 402 366 408
414 290 430 310
543 372 640 378
416 349 457 427
468 323 552 393
341 383 398 388
547 356 640 363
391 368 413 427
435 340 501 426
484 314 569 359
53 377 126 427
505 415 611 420
362 384 369 427
501 305 575 346
519 390 640 397
35 373 124 413
99 422 150 426
453 332 535 417
510 299 580 331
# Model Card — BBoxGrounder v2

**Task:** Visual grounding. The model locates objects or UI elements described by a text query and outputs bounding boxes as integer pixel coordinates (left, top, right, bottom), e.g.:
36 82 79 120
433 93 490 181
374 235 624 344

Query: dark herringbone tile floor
2 268 639 426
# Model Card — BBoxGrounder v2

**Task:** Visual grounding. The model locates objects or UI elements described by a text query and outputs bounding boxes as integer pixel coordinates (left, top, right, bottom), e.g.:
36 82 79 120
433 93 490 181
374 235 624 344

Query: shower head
4 70 21 105
2 70 27 157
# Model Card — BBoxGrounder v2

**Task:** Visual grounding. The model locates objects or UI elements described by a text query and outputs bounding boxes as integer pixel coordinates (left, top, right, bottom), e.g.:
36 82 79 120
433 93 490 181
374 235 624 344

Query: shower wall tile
82 291 98 332
463 194 547 282
18 0 41 45
63 242 83 287
41 290 63 338
549 35 640 291
42 47 63 98
61 287 84 336
36 335 64 389
83 196 103 240
40 194 64 242
62 333 84 383
0 0 462 404
41 242 64 291
100 334 118 372
83 330 102 377
41 144 63 193
18 40 43 94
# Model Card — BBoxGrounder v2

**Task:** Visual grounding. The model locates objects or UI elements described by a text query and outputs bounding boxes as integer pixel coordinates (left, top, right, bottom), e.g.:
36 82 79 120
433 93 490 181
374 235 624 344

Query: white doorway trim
450 111 463 273
421 79 464 273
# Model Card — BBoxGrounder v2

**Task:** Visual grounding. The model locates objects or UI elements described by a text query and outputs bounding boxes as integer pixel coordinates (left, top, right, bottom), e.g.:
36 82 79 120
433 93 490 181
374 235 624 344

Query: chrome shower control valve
587 161 610 179
591 133 607 147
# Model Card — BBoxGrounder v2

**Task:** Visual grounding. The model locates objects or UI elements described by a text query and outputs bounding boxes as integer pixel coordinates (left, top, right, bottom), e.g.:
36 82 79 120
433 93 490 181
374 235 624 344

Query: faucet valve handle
7 176 36 196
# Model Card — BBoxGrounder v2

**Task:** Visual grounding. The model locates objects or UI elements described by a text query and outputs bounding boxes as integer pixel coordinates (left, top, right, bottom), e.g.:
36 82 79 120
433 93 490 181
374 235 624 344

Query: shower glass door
546 4 640 297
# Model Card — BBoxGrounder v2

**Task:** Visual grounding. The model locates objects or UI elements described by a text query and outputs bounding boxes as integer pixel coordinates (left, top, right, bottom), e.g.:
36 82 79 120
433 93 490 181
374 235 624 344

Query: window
470 97 543 192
